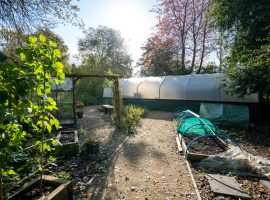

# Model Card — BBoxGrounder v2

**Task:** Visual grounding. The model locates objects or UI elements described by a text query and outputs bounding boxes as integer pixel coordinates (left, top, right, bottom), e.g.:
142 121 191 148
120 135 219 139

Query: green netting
177 117 217 135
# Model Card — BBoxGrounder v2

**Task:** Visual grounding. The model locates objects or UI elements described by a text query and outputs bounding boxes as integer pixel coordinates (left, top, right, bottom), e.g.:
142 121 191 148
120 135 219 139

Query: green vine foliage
0 34 64 195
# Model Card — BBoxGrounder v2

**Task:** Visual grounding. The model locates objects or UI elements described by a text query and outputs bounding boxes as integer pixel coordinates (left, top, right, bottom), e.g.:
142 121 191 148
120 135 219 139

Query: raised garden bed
182 133 229 155
55 130 79 156
179 133 229 161
8 175 72 200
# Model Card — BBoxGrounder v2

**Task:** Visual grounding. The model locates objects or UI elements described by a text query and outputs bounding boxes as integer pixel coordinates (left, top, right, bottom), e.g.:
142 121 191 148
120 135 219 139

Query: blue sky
54 0 157 66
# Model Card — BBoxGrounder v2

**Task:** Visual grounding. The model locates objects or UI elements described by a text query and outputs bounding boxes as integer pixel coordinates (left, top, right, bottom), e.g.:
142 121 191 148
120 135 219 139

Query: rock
80 185 86 191
153 180 159 185
78 181 85 186
131 186 136 191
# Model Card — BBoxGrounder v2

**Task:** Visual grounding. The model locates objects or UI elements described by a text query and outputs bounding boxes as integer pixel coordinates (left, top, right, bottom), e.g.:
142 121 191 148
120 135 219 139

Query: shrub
75 100 85 108
80 136 99 155
120 105 144 134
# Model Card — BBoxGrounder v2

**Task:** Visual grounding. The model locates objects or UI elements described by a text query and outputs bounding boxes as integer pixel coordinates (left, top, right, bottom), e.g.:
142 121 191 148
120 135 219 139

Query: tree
139 0 217 75
0 0 82 33
73 26 133 105
138 34 183 76
209 0 270 101
0 34 64 199
0 29 70 72
78 26 132 76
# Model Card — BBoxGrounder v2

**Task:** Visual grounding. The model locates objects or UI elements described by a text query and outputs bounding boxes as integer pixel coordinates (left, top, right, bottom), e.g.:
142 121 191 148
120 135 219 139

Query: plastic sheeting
197 146 270 175
103 73 259 103
199 103 249 129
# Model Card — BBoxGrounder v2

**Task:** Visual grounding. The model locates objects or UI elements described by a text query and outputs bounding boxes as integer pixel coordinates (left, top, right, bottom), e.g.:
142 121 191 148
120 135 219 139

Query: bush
120 105 144 134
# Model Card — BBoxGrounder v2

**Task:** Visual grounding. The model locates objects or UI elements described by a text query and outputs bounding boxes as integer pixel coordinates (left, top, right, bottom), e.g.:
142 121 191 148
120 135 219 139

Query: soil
182 133 229 155
192 167 270 200
221 126 270 159
59 133 75 143
20 185 56 200
189 124 270 200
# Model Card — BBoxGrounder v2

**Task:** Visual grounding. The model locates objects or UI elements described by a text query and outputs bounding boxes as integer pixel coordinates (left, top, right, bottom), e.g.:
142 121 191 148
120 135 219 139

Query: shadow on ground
143 110 172 121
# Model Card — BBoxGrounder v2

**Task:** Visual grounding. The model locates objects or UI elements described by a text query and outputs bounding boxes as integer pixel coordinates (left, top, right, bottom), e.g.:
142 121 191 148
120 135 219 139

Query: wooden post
72 77 77 129
114 77 121 125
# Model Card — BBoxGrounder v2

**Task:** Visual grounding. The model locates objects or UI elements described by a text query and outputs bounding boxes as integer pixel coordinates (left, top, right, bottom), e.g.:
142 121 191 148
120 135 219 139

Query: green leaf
29 36 37 44
20 53 26 60
46 123 52 133
49 41 57 47
53 49 61 58
39 34 46 43
8 169 16 175
55 62 64 70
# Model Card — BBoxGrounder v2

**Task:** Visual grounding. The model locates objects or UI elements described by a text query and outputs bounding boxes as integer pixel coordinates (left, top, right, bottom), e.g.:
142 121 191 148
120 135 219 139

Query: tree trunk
191 40 196 71
181 42 186 71
219 30 223 72
180 0 189 71
0 168 3 200
197 22 207 74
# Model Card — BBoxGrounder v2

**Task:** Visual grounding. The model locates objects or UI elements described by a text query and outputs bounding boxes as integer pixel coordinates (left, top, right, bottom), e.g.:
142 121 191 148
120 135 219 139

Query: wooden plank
205 174 250 199
175 136 183 153
185 160 202 200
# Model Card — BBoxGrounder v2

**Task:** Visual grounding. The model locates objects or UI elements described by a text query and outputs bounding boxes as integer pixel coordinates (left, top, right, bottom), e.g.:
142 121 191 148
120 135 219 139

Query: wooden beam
65 74 123 79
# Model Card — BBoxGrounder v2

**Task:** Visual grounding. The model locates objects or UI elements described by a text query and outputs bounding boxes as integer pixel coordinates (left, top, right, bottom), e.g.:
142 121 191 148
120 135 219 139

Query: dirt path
86 110 197 200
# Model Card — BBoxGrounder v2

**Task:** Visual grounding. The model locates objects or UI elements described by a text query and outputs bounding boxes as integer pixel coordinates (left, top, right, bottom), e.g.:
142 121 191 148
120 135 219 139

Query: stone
79 185 86 191
131 186 136 191
205 174 250 198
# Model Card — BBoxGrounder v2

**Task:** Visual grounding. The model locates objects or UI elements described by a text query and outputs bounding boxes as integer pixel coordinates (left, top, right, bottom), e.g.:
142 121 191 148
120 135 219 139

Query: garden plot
173 109 270 199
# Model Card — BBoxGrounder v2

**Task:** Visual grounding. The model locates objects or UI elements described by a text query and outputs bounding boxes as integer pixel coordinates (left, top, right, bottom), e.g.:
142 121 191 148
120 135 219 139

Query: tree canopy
0 0 82 33
71 26 133 105
209 0 270 101
0 28 70 71
78 26 132 76
139 0 218 76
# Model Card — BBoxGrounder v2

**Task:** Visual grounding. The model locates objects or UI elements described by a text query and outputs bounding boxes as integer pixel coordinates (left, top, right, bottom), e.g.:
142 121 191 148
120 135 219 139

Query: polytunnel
103 73 258 103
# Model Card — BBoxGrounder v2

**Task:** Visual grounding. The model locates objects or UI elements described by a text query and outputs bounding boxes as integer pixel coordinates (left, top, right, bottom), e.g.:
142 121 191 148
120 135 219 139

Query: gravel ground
84 108 197 200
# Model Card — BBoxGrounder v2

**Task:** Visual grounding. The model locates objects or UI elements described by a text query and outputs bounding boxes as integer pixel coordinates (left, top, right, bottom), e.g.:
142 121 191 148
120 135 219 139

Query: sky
53 0 157 66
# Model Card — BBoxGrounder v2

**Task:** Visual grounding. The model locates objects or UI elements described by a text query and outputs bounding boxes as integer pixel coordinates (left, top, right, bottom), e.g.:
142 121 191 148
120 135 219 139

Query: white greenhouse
103 73 258 103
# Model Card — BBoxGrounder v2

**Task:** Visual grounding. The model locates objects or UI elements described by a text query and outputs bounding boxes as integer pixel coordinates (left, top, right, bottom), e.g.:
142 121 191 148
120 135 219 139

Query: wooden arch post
113 77 122 125
64 74 123 127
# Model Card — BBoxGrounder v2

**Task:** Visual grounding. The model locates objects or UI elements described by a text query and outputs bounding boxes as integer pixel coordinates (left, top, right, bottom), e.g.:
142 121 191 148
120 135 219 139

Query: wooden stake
175 136 183 153
72 77 77 128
